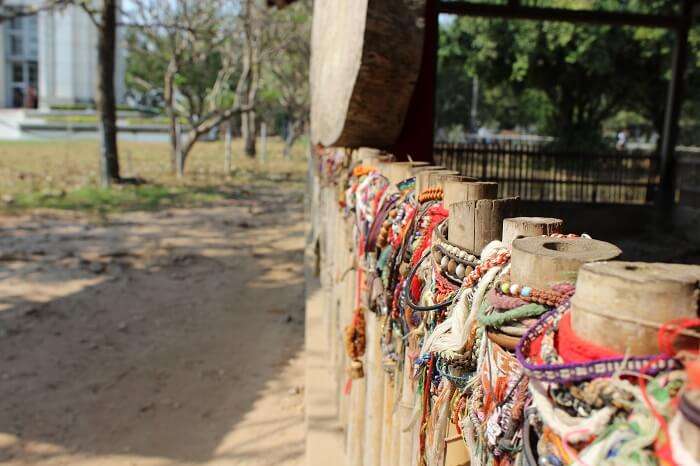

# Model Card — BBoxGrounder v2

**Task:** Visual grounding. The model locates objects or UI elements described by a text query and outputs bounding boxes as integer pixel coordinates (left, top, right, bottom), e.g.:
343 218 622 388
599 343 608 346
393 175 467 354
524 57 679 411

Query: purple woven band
514 302 682 384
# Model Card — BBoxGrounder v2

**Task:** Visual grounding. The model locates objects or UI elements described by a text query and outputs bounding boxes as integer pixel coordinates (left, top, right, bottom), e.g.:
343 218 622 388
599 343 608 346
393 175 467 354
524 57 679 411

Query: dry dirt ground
0 184 307 466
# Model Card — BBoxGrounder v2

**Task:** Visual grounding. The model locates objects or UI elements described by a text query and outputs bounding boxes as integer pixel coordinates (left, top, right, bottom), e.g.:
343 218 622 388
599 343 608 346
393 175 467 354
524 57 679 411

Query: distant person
616 129 628 150
477 126 492 144
25 85 37 109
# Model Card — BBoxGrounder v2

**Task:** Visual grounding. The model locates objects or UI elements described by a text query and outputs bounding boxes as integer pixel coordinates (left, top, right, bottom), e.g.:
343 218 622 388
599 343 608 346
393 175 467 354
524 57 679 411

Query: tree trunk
283 120 296 159
164 59 178 174
242 110 256 157
175 121 184 178
96 0 120 186
177 131 199 176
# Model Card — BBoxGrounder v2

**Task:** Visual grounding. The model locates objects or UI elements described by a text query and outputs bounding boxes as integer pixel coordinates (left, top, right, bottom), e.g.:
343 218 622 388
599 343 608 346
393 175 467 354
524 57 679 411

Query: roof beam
437 1 684 30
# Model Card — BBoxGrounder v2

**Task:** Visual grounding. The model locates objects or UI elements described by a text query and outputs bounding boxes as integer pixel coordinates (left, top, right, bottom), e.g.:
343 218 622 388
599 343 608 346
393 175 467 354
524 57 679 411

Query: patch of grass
8 184 232 214
0 137 307 214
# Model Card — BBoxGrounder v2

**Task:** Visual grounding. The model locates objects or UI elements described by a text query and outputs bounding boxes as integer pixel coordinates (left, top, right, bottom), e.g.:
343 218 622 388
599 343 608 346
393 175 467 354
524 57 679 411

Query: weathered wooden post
501 217 564 247
415 169 456 194
437 180 512 466
365 161 425 466
509 236 622 289
448 196 519 257
386 164 446 466
570 261 700 355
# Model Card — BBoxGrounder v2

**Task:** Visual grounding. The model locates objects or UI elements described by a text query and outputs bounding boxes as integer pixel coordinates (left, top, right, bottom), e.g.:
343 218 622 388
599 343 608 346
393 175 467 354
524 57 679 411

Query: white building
0 1 125 110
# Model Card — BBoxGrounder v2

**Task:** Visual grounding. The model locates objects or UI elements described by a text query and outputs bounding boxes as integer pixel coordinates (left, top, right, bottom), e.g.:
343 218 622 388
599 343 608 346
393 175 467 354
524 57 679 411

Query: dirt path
0 184 307 466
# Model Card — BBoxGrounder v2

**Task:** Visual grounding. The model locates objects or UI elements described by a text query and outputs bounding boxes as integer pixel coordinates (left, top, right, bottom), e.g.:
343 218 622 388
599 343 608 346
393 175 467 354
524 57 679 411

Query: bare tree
264 0 310 158
129 0 256 177
238 0 263 158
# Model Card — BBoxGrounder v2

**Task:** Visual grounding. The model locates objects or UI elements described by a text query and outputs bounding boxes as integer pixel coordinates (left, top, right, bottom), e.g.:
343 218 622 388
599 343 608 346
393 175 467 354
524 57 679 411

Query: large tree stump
570 261 700 355
510 236 621 289
501 217 564 247
448 198 519 256
310 0 426 148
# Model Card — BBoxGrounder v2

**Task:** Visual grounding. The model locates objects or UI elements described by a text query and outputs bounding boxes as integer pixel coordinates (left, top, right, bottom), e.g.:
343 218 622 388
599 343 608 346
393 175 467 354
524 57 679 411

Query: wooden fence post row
314 148 700 466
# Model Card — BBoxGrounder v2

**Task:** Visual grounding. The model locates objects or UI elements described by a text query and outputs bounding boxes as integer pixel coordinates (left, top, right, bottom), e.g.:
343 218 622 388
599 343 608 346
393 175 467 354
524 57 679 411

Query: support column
657 0 692 209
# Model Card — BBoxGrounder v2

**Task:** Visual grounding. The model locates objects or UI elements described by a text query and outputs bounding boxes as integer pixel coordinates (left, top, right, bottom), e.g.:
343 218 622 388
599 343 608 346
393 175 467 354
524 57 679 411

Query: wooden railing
434 141 660 204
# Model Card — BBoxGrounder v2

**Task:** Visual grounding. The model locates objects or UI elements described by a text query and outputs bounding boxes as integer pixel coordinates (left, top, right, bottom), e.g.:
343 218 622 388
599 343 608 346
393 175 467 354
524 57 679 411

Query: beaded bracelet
494 279 575 308
515 302 682 384
463 249 511 288
418 186 443 203
431 221 480 282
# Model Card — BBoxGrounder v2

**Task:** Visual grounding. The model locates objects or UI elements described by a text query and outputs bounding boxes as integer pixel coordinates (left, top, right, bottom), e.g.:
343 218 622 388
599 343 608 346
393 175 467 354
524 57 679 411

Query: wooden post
501 217 564 247
570 261 700 355
448 198 519 256
415 167 448 193
509 236 621 289
224 125 233 174
443 180 497 208
398 345 418 466
428 170 460 189
380 364 396 466
364 162 415 466
363 309 385 466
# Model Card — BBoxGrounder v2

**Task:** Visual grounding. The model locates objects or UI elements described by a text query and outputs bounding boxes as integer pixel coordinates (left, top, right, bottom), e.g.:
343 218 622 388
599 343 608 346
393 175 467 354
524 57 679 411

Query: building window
12 63 24 83
10 34 23 56
28 63 38 87
9 16 22 31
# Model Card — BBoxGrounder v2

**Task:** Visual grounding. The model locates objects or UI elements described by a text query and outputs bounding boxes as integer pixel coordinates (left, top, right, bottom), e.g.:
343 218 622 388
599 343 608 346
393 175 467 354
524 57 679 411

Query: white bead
456 263 465 278
440 256 449 269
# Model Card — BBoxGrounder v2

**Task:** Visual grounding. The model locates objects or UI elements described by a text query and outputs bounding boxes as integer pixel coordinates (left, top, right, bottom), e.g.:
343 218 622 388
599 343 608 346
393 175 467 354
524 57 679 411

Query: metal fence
434 141 659 204
677 150 700 208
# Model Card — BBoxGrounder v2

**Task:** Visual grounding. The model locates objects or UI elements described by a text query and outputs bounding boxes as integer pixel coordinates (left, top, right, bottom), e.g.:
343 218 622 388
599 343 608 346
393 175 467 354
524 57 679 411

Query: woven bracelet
514 302 682 384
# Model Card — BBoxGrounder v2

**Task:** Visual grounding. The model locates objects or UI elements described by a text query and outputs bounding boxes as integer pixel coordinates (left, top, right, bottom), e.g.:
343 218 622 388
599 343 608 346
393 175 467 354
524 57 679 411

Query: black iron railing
434 141 659 204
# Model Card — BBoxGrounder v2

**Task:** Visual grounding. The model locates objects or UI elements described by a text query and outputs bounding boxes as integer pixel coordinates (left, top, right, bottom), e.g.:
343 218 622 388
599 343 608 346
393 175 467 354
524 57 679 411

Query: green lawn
0 137 308 214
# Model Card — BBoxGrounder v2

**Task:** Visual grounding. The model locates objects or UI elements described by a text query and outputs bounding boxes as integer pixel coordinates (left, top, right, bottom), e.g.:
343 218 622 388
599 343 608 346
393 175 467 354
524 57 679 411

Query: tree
261 0 310 158
94 0 120 186
437 0 698 149
127 0 257 176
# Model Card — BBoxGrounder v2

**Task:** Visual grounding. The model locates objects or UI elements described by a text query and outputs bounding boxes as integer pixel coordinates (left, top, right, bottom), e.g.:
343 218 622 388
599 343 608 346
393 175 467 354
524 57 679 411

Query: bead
455 263 466 278
500 282 511 294
521 287 532 297
440 256 449 269
468 255 476 262
389 210 397 218
509 284 520 295
448 260 457 274
465 265 473 275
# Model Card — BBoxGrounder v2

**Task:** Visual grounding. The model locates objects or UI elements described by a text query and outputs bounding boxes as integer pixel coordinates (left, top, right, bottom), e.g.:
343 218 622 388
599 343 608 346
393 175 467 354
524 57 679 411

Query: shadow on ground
0 184 307 465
